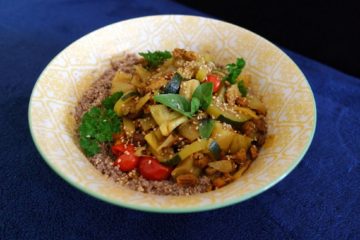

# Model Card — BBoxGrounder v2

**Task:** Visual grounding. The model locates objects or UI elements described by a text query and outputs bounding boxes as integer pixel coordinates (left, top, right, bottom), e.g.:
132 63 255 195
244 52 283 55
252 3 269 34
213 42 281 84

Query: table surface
1 0 359 239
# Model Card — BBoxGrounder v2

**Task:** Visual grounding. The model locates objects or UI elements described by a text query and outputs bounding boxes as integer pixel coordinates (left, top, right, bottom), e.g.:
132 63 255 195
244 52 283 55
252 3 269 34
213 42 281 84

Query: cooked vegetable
102 92 123 109
138 117 156 131
192 82 213 110
111 71 135 94
139 50 172 69
205 74 221 92
237 80 248 97
224 58 246 84
134 64 151 80
134 92 151 113
157 134 177 151
78 49 268 193
178 121 200 141
195 66 209 81
112 143 136 156
206 102 251 128
144 129 164 152
246 95 267 115
159 115 187 136
210 122 236 152
113 91 138 116
79 107 121 156
208 139 221 160
171 156 201 178
179 79 200 100
229 133 252 154
123 118 135 136
139 156 172 180
199 119 215 139
177 139 208 161
208 160 234 173
149 105 181 125
114 153 139 172
163 73 182 94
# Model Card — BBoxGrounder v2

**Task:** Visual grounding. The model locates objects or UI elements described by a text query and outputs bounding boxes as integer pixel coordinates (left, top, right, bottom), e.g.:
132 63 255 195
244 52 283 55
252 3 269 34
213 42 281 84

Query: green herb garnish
237 80 248 97
154 82 213 117
153 94 192 117
224 58 246 84
192 82 213 110
102 92 123 109
190 97 201 114
139 50 172 69
199 119 215 138
79 107 121 156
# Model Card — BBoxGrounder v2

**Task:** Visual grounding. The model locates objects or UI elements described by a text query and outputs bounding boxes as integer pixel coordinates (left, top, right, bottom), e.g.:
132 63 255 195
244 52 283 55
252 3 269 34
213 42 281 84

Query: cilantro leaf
224 58 246 84
153 94 192 117
237 80 248 97
139 50 172 69
192 82 213 110
199 119 215 139
79 107 121 156
102 92 123 109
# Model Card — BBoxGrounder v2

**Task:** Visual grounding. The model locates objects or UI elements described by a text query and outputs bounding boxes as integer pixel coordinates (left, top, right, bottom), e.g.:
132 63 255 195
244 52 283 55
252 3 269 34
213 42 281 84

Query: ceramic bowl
29 15 316 213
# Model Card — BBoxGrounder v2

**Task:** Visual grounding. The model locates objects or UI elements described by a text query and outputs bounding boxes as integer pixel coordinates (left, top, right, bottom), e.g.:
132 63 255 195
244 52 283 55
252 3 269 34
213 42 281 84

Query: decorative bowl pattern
29 15 316 213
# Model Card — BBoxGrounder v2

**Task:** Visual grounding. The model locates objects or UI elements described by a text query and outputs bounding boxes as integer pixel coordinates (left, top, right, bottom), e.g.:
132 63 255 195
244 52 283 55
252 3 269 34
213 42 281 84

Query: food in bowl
74 48 267 195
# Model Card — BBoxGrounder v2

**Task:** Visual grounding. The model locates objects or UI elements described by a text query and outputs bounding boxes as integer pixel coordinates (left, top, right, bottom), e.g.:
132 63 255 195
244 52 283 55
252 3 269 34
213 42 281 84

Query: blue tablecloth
1 0 359 239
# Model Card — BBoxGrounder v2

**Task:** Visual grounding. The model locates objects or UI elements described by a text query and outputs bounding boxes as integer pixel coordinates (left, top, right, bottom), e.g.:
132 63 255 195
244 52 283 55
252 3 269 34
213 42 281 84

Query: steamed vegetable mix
78 48 267 191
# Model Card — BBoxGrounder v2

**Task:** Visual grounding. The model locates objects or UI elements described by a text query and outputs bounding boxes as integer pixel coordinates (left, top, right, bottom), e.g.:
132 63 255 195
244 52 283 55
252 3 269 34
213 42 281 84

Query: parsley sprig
224 58 246 84
139 50 172 69
79 107 121 156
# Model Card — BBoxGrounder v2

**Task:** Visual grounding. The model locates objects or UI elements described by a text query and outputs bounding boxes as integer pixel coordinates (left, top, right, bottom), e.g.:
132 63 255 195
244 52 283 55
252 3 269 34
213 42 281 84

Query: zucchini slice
178 121 200 141
171 156 201 178
229 133 252 154
113 92 138 116
208 139 221 160
210 121 236 152
206 102 251 128
163 73 182 94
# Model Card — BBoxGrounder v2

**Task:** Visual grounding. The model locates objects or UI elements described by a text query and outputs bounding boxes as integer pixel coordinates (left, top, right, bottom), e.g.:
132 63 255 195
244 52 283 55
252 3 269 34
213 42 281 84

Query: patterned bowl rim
28 15 317 213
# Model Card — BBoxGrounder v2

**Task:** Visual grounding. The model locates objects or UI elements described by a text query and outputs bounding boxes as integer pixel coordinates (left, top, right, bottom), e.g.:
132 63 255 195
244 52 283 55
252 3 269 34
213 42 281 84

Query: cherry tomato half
138 156 171 181
114 153 139 172
111 143 136 156
206 74 221 93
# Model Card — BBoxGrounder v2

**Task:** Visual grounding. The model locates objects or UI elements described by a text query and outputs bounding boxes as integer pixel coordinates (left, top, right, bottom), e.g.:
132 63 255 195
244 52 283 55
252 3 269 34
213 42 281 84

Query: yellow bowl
28 15 316 213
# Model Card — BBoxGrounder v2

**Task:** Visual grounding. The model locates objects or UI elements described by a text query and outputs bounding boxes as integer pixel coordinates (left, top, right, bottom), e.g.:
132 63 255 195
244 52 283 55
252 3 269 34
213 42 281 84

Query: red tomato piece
111 143 136 156
138 156 171 181
206 74 221 92
114 153 139 172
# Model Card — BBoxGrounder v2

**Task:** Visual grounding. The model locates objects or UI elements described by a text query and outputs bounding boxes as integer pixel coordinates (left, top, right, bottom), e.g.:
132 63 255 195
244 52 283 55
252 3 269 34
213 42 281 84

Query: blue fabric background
1 0 359 239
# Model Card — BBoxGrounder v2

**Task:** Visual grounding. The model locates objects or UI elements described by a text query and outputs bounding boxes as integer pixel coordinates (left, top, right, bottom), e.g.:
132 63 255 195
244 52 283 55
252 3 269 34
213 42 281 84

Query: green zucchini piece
171 157 201 178
113 91 138 116
159 116 188 136
149 104 181 126
162 155 181 167
208 160 234 173
206 103 251 129
208 139 221 160
211 121 236 152
163 73 182 94
178 121 200 141
229 133 252 154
